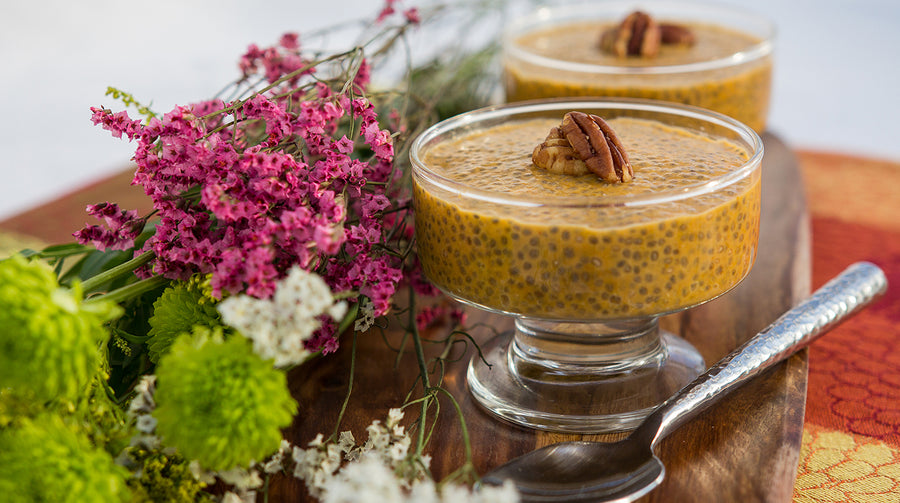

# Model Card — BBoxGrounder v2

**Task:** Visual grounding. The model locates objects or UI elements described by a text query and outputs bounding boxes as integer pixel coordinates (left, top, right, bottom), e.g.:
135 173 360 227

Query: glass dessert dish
410 98 763 433
503 0 775 132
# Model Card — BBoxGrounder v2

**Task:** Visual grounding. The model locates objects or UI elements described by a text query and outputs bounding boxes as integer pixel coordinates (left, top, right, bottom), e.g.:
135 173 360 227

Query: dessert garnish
599 11 695 58
532 111 633 183
659 23 696 46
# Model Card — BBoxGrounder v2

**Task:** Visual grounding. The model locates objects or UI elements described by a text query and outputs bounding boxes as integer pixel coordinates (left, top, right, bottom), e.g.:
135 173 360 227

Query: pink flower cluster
83 37 410 330
415 304 467 333
74 202 143 251
376 0 421 25
239 32 313 85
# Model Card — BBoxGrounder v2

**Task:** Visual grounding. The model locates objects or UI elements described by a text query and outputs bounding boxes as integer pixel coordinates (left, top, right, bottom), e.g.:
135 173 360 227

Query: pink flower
279 33 300 50
73 202 143 250
90 107 142 140
415 304 468 332
353 59 372 92
238 34 314 84
376 0 398 23
404 8 421 24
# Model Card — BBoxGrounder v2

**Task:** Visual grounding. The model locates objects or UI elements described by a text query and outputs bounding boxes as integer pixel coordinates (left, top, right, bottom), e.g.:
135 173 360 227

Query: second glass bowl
503 0 775 132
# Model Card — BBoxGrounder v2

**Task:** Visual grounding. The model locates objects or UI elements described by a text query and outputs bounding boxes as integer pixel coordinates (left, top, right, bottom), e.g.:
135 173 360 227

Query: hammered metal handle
645 262 888 445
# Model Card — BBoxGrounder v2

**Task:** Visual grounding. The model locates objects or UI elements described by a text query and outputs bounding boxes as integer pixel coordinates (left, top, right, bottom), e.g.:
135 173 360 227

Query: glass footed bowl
503 0 775 132
409 98 763 433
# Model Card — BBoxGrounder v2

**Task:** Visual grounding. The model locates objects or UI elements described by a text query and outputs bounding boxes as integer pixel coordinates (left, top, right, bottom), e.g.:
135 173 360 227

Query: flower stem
80 251 155 293
408 285 432 457
330 330 358 443
86 276 168 305
432 387 474 466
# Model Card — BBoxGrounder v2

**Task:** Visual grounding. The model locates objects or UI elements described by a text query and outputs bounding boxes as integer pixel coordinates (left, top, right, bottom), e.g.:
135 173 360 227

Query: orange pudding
413 106 761 320
503 3 774 132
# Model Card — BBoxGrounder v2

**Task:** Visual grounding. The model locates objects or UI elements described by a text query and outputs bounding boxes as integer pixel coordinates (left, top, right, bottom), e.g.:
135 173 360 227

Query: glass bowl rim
503 0 776 75
409 97 764 209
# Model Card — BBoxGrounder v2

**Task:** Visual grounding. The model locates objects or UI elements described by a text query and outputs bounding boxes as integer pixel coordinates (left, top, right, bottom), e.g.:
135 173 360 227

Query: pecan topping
599 11 696 58
532 112 633 183
660 23 696 46
531 126 592 176
599 11 660 58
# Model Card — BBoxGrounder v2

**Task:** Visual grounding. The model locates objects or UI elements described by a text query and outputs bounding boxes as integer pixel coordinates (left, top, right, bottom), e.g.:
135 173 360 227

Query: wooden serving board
0 133 810 502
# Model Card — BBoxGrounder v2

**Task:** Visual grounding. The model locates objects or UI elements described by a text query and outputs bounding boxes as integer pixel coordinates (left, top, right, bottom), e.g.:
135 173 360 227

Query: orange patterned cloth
793 152 900 502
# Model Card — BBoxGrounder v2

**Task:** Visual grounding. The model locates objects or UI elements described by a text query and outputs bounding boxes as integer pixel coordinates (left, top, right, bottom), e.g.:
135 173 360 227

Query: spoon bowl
485 440 663 502
481 262 887 502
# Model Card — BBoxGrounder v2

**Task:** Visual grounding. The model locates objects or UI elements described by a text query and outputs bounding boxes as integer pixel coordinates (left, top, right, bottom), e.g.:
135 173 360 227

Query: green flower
147 282 221 362
153 327 297 471
0 254 122 402
127 447 214 503
0 415 131 502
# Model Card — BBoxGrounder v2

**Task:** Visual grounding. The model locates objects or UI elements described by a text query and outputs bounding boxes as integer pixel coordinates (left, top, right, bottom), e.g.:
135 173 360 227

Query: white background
1 0 898 220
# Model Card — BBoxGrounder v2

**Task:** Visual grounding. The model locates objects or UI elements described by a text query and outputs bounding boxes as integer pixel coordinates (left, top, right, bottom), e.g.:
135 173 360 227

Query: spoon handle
644 261 888 446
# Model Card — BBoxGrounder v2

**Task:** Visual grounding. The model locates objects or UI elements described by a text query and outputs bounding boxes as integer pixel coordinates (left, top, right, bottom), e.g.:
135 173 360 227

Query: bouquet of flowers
0 1 519 501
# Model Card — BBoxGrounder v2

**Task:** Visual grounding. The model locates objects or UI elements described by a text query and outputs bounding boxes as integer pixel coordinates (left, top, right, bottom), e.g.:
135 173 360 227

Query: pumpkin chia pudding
503 2 774 132
411 101 762 320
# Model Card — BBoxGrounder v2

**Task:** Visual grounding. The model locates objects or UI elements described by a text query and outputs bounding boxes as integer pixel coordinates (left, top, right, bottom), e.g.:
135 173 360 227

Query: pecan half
599 11 660 58
532 112 633 183
660 23 696 46
599 11 695 58
531 126 592 176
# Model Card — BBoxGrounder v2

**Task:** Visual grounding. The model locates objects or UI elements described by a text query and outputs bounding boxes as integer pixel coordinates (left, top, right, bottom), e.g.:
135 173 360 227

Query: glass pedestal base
466 318 705 433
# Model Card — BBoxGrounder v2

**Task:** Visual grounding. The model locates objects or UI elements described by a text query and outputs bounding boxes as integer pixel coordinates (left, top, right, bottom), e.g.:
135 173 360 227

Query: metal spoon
482 261 888 502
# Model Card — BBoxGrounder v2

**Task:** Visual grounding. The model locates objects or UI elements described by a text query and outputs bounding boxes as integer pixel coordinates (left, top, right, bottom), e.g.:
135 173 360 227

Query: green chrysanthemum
147 282 220 362
153 326 297 471
0 254 122 402
0 415 131 502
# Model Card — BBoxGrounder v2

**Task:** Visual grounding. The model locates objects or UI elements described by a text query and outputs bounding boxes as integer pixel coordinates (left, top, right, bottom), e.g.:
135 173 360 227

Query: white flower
318 453 520 503
221 492 244 503
338 430 355 453
320 454 406 503
122 374 162 449
221 490 257 503
190 460 217 485
128 433 160 450
288 410 520 503
440 480 520 503
387 408 403 428
365 420 391 452
389 436 410 462
354 296 376 332
262 439 292 474
292 435 347 498
219 266 348 367
408 479 441 503
217 467 262 491
135 414 157 434
127 375 156 416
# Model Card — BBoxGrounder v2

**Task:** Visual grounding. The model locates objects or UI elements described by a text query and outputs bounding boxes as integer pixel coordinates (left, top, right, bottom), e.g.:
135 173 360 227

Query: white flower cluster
321 456 519 503
347 407 419 474
290 431 357 497
125 375 160 449
218 266 348 367
212 466 262 503
265 408 519 503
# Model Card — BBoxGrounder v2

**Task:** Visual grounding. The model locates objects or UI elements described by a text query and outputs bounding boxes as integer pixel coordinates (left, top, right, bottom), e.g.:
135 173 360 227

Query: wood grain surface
0 133 811 502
